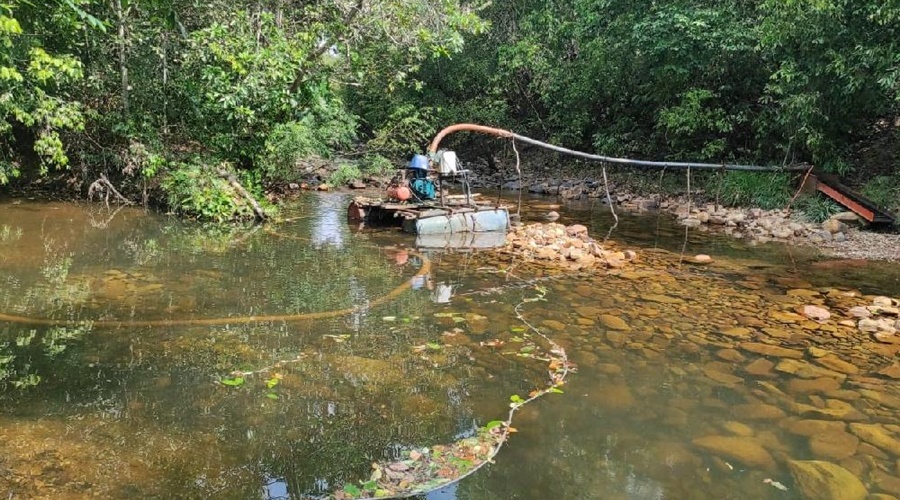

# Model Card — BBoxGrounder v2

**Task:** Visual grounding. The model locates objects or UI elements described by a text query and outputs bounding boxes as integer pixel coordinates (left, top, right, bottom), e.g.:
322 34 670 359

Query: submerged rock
691 435 776 471
787 460 867 500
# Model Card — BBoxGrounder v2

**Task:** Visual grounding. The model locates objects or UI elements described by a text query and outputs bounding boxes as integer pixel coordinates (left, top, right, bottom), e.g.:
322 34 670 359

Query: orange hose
428 124 514 153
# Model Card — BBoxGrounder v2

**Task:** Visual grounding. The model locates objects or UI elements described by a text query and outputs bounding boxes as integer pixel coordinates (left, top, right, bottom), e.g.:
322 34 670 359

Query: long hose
0 231 431 328
428 123 809 172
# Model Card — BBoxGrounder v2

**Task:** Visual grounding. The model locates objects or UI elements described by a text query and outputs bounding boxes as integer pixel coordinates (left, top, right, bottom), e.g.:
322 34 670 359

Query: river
1 193 899 499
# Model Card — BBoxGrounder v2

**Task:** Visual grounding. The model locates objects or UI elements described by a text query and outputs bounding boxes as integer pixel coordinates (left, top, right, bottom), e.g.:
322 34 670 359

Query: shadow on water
0 193 899 499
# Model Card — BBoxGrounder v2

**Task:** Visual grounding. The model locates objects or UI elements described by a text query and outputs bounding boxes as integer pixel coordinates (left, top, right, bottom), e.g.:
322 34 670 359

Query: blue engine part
410 178 437 200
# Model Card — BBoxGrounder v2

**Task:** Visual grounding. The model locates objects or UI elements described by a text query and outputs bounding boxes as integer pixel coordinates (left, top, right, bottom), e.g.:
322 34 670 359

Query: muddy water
1 195 899 499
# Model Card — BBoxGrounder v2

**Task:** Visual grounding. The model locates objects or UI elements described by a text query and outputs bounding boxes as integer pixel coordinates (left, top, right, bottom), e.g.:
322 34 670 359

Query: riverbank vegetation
1 0 898 220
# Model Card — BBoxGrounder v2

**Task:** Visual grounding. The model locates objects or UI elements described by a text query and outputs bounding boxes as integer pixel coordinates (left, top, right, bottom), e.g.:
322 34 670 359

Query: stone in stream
786 377 842 394
849 423 900 456
808 431 859 461
784 419 846 437
873 470 900 496
776 359 847 380
731 403 785 420
814 355 860 375
744 358 776 377
802 305 831 323
739 342 804 359
787 460 867 500
691 436 776 472
878 363 900 379
590 384 635 413
598 314 630 331
721 420 754 437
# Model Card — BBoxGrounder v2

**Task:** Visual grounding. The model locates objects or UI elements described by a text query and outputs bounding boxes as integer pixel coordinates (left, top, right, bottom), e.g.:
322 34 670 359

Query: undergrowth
795 194 842 223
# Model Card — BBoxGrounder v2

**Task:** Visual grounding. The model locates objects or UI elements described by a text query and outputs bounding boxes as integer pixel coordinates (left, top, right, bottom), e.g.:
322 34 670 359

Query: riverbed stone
874 470 900 497
591 384 636 413
878 363 900 379
803 305 831 323
744 358 776 377
721 421 755 437
719 327 752 338
787 377 842 394
599 314 630 331
731 403 785 420
859 389 900 410
692 436 776 472
716 348 746 363
642 293 684 304
740 342 804 359
788 460 867 500
809 431 859 461
785 419 846 437
849 423 900 456
776 359 847 380
815 355 860 375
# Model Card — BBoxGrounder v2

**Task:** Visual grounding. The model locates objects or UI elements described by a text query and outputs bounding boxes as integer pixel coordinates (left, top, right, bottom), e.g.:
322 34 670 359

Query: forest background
2 0 899 221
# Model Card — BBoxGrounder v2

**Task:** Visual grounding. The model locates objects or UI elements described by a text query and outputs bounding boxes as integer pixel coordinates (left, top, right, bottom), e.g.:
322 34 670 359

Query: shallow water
1 194 899 499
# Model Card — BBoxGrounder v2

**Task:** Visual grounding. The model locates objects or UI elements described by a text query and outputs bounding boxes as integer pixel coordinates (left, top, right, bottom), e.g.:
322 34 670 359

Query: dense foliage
1 0 898 218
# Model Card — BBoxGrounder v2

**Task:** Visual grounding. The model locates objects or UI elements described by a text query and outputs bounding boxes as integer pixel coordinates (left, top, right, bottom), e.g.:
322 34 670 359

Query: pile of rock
849 296 900 347
671 203 863 245
505 223 637 270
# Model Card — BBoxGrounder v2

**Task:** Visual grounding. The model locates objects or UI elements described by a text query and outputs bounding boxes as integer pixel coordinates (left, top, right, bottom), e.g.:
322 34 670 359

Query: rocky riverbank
466 162 899 262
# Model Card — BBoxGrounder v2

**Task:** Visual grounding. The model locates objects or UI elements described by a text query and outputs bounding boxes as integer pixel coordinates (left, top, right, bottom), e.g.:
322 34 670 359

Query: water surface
1 194 899 499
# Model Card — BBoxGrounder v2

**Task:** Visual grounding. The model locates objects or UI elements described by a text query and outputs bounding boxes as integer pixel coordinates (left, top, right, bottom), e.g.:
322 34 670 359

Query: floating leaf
221 376 245 387
509 394 524 404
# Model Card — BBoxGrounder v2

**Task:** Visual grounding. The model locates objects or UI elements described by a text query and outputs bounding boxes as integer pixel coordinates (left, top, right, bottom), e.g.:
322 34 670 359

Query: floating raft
348 196 510 235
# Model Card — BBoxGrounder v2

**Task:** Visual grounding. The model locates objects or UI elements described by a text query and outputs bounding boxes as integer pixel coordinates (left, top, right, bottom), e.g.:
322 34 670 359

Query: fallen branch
216 166 268 222
87 173 134 208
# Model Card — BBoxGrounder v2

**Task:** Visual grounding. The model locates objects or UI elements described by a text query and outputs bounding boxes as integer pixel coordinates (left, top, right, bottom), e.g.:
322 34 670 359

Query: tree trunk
161 31 168 134
113 0 129 115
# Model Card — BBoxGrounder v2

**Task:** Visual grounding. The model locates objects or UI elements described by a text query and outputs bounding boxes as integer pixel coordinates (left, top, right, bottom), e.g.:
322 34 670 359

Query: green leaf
221 376 245 387
266 392 279 400
266 377 279 389
519 345 535 353
549 387 564 394
426 342 442 351
484 420 504 430
509 394 524 403
343 483 362 497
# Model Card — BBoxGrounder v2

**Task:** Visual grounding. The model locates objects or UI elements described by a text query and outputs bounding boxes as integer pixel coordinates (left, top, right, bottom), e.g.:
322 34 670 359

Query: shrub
360 154 395 178
795 194 842 223
862 174 900 215
257 120 327 184
327 164 363 187
160 160 258 222
715 171 795 209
